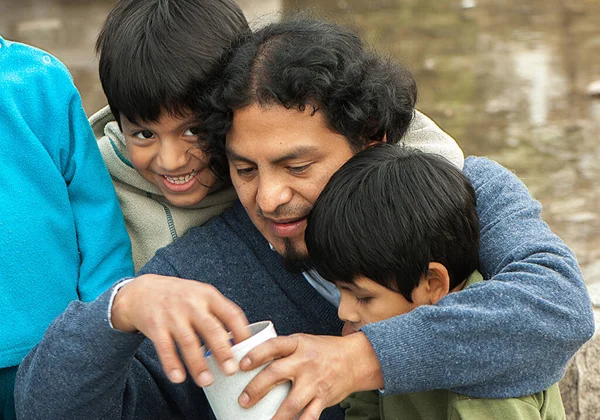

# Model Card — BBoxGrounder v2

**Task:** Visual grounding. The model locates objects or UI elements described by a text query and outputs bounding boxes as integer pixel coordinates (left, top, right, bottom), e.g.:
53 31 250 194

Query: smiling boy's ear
423 262 451 305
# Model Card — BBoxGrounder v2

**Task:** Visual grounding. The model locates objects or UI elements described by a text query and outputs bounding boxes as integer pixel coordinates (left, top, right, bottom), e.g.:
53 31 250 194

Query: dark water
2 0 599 284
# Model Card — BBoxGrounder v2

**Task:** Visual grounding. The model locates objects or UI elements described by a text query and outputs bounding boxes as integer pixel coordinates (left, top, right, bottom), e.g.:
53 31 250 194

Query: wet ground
1 0 599 284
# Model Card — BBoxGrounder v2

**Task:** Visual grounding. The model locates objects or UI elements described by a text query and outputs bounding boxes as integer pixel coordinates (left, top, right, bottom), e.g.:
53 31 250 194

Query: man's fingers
239 359 293 408
120 276 254 388
209 296 251 345
240 334 352 418
297 398 325 420
240 335 297 371
152 332 186 383
171 325 211 387
271 380 323 420
238 336 299 408
192 312 237 376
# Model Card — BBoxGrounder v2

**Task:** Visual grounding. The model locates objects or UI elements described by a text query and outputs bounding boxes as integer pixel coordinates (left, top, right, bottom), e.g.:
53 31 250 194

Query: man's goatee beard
282 238 311 273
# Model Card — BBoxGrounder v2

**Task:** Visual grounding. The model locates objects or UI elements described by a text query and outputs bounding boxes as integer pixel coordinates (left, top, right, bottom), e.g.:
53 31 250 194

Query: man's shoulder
463 156 518 191
158 202 266 258
146 202 289 292
463 156 501 175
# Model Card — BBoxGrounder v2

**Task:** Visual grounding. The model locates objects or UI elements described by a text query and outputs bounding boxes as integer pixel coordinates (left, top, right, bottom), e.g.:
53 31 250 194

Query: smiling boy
90 0 249 270
306 143 565 419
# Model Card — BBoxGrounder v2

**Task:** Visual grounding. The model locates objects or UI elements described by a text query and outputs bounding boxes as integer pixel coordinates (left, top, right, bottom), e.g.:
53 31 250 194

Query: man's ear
366 133 388 148
423 262 451 305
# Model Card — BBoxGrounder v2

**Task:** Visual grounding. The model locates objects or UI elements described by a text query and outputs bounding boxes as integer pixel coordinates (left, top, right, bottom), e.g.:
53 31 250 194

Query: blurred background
1 0 599 285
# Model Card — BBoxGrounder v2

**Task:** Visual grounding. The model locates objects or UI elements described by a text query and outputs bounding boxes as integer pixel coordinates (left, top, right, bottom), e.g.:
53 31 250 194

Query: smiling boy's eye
184 126 200 136
134 130 154 140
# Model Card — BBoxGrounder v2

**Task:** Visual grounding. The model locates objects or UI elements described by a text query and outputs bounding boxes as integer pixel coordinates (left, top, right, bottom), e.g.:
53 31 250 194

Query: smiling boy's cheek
188 146 211 163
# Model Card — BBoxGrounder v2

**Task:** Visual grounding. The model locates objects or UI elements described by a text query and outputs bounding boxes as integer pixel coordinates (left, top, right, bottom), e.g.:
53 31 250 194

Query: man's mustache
256 204 313 220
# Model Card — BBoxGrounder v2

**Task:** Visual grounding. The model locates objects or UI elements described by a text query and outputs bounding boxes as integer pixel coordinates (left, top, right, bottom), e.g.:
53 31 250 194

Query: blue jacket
15 157 594 419
0 37 134 368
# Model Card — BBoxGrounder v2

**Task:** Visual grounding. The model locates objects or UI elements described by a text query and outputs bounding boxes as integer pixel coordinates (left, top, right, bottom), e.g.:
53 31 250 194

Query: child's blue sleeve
59 78 134 301
360 156 594 398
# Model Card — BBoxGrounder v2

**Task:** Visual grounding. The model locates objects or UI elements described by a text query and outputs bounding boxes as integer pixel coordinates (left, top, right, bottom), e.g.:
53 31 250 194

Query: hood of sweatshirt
89 105 236 209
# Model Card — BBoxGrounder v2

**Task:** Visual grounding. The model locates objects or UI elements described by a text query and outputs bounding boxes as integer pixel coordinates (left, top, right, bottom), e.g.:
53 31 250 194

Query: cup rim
204 320 274 357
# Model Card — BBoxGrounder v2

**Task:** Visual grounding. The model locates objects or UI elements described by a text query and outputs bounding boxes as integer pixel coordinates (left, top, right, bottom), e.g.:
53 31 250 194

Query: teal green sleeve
448 384 565 420
341 391 381 420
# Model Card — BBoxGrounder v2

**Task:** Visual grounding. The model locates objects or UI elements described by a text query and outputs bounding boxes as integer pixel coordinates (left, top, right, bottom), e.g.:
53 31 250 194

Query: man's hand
237 332 384 420
111 274 251 387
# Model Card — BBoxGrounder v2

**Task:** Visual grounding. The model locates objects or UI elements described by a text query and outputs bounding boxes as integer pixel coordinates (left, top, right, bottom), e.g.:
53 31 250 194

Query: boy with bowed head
306 143 565 419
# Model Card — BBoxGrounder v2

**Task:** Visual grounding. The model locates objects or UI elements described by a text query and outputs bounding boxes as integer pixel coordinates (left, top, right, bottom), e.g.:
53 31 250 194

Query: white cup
201 320 292 420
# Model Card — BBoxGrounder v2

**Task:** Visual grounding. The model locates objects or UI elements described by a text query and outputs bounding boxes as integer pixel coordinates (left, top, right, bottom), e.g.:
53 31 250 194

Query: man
15 18 593 420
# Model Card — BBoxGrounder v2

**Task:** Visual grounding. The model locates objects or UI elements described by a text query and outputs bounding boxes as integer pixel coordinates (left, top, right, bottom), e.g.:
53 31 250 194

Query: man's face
226 104 356 267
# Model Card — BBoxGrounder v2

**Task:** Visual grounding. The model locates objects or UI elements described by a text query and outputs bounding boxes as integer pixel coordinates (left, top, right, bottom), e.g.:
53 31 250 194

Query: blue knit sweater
0 37 134 368
15 157 594 419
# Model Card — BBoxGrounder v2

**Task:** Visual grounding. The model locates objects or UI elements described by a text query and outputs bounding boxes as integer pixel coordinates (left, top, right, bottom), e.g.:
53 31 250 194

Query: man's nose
256 175 293 215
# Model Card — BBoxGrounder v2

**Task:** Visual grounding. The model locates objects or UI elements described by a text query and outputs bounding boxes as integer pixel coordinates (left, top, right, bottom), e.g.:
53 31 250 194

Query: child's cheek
342 321 357 336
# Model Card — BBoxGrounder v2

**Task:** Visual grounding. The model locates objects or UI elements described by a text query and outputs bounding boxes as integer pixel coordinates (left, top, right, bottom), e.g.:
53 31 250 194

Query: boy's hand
111 274 251 387
237 332 384 420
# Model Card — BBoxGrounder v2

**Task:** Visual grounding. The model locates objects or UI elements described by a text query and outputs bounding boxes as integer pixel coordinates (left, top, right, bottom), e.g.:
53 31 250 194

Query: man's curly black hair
194 17 418 178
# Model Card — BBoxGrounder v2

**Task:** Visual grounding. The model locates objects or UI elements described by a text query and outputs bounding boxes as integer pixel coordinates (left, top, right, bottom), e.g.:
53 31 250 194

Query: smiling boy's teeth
164 170 197 184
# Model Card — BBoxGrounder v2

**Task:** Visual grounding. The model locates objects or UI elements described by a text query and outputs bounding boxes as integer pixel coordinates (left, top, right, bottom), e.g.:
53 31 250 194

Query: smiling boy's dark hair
305 144 480 302
96 0 249 125
196 17 417 178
